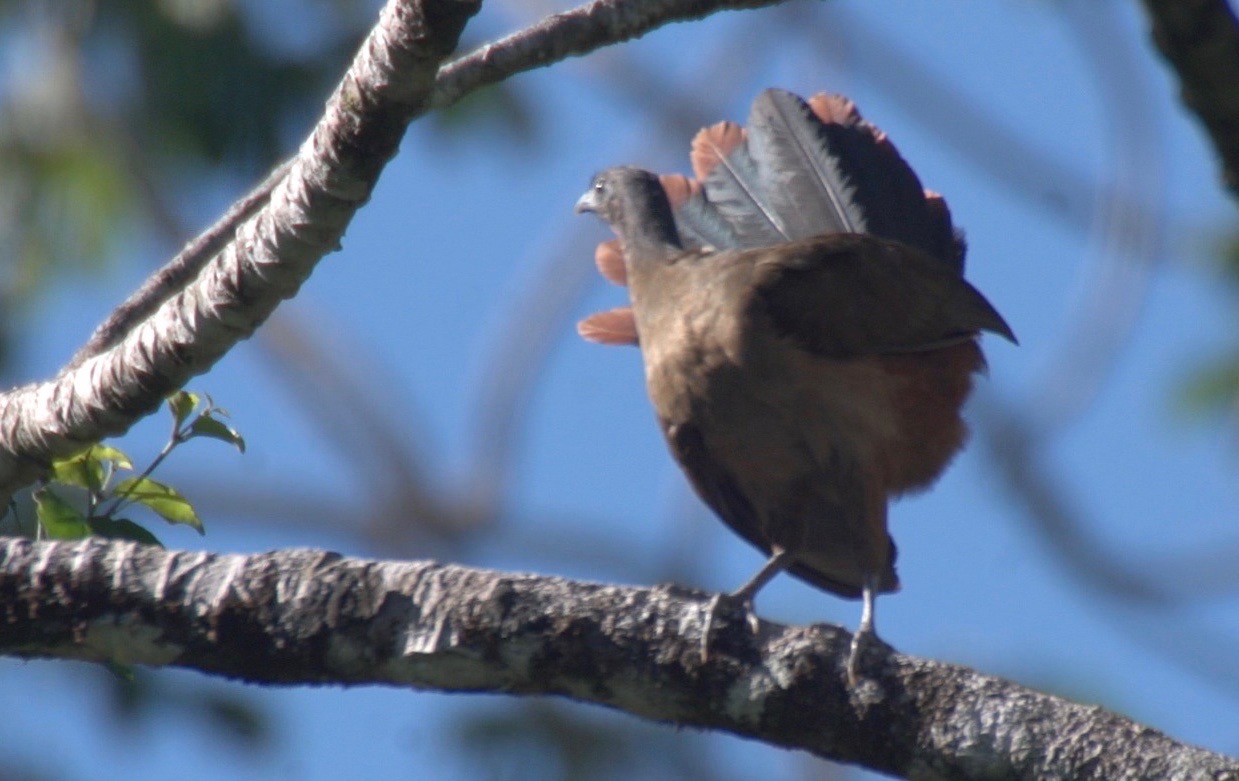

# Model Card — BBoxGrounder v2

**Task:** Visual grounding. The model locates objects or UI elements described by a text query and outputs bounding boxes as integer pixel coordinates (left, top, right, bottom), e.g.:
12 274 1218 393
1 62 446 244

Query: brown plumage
575 90 1014 679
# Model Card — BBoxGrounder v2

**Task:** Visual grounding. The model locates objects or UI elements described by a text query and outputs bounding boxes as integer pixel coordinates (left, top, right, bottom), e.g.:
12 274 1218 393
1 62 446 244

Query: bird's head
576 167 682 258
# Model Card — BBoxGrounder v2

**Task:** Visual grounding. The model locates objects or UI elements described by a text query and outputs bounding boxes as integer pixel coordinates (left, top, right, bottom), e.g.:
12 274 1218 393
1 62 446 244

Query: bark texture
0 0 481 506
1 538 1233 780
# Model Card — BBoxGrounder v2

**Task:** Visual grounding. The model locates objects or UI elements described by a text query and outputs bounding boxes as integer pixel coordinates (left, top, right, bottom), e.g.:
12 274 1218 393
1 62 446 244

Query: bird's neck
617 198 682 278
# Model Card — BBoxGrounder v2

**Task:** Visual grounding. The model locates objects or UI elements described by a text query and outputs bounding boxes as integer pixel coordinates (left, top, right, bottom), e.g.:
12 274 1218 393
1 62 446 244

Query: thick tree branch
0 0 481 505
1140 0 1239 196
67 0 790 377
1 538 1232 780
0 0 795 512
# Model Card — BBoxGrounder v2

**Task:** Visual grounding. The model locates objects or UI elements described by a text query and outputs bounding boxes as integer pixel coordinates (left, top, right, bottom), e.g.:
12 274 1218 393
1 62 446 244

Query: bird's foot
700 591 758 663
701 549 791 663
846 624 874 686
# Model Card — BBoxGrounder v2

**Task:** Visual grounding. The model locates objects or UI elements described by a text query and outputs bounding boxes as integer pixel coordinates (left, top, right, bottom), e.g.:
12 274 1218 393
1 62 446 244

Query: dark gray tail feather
674 189 743 249
747 89 869 240
695 140 787 248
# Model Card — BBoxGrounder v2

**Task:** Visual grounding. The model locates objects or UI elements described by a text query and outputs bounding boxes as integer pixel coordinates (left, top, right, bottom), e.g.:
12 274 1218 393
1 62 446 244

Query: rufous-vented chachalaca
575 88 1014 680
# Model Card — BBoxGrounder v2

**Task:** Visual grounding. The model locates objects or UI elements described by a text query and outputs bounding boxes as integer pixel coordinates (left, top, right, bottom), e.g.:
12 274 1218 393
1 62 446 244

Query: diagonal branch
63 161 295 373
1 538 1233 780
0 0 482 505
66 0 792 377
0 0 796 512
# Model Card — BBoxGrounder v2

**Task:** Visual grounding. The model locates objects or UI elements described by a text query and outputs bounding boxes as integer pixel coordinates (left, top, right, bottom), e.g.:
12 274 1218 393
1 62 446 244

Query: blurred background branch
1140 0 1239 195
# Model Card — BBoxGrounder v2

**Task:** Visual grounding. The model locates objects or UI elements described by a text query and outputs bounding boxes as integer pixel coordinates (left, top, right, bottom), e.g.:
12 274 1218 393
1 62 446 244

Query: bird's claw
700 591 757 663
846 625 872 686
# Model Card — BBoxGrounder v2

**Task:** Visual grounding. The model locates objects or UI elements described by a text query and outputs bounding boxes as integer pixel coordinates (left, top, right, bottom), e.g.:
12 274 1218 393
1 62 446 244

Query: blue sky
4 0 1238 778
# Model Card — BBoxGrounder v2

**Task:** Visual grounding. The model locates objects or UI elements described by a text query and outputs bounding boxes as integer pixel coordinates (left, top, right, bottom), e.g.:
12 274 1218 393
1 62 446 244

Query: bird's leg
731 547 792 607
846 574 879 685
701 547 790 662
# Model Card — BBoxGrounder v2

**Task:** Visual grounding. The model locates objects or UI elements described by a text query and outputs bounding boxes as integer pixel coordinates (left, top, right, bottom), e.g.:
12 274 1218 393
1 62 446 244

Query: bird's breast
632 278 750 423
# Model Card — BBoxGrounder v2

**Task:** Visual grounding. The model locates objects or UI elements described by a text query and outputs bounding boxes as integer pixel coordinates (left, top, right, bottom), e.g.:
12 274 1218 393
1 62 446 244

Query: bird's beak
575 189 599 214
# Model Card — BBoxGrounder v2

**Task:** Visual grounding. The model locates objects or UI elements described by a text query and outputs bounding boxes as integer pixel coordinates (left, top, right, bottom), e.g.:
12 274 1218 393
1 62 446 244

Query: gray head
575 167 681 255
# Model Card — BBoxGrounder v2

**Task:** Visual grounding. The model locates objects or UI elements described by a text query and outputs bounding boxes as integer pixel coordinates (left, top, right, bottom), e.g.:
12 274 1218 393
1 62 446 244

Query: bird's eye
593 180 605 193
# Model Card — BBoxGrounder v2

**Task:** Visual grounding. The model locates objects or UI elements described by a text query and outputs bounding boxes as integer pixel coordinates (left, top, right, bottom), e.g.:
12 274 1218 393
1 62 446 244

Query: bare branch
1 538 1232 780
429 0 787 111
63 161 294 372
0 0 802 512
1140 0 1239 196
70 0 792 385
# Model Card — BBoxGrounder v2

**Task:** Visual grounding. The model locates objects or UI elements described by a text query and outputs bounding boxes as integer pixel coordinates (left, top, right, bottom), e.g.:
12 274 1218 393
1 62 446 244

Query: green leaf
114 477 203 533
90 445 133 471
34 487 90 539
168 390 200 427
51 444 134 491
188 416 246 453
50 450 105 492
88 516 163 547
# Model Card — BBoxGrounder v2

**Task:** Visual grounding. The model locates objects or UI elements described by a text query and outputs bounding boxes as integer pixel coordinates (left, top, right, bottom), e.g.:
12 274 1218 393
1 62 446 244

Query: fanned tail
663 89 963 271
919 190 965 271
800 91 962 271
687 122 789 246
594 240 627 286
746 89 869 239
660 174 740 250
578 307 638 345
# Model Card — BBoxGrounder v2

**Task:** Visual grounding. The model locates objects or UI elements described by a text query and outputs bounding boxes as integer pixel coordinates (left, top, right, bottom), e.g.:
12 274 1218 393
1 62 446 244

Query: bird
575 88 1014 681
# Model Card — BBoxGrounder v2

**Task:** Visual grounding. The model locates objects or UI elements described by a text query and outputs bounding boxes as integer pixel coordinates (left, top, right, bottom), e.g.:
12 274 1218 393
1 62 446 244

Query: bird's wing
750 233 1015 358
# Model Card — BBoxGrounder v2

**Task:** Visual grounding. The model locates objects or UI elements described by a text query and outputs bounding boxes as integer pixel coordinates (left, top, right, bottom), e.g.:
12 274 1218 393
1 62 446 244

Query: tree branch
0 0 795 512
429 0 786 110
63 161 295 372
1 538 1232 780
0 0 481 506
1140 0 1239 196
